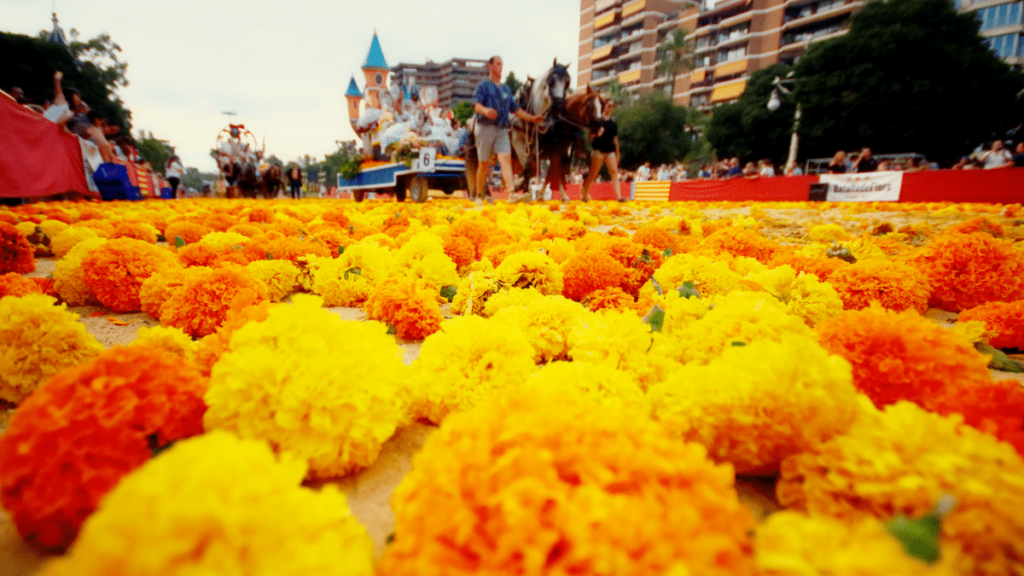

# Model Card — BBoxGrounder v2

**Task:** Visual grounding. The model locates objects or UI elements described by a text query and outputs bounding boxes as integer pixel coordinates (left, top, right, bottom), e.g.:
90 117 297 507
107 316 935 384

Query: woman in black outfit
828 150 848 173
581 101 626 202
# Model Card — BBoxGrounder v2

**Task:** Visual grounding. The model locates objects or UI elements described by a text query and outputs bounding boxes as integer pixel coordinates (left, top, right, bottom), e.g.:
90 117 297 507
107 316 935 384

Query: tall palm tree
656 29 696 97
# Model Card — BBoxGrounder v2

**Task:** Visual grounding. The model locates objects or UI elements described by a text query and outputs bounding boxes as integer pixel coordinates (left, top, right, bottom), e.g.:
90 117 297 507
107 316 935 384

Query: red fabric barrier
898 168 1024 203
669 176 818 202
0 93 95 199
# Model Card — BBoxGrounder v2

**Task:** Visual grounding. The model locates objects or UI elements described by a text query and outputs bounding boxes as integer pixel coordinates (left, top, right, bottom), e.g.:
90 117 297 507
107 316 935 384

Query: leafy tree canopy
505 71 522 95
615 91 696 169
0 30 132 134
705 63 797 166
135 131 172 173
792 0 1023 163
452 101 474 124
596 80 629 106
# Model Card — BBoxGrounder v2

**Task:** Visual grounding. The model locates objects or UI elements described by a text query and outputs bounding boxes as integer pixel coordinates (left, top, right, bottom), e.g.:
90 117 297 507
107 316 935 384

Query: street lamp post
767 75 800 170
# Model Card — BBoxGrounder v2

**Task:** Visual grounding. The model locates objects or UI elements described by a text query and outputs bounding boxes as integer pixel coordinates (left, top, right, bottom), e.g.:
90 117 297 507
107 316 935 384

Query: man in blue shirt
473 56 543 203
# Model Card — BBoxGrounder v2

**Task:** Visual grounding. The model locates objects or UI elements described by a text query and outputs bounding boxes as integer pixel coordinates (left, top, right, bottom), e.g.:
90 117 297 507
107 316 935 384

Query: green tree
615 91 695 169
656 29 696 93
505 71 522 94
453 101 475 123
135 131 172 172
180 167 218 192
265 155 284 167
1 31 132 133
705 64 797 166
597 79 629 106
793 0 1023 163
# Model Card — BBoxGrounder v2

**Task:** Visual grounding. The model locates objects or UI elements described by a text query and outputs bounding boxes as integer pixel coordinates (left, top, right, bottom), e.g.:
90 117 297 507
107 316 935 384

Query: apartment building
957 0 1023 66
578 0 866 108
390 58 490 110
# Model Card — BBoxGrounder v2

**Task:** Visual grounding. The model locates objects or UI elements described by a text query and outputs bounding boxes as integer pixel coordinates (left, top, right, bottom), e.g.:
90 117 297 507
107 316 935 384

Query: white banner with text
818 171 903 202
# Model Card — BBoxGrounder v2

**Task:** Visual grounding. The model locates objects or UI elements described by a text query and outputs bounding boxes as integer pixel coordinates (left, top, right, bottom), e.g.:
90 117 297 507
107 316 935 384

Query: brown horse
512 85 604 201
260 164 284 199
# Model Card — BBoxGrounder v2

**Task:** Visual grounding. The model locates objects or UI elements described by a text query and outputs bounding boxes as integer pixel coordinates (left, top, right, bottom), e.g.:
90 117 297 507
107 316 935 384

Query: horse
261 164 283 199
512 84 604 201
237 162 260 199
463 60 573 200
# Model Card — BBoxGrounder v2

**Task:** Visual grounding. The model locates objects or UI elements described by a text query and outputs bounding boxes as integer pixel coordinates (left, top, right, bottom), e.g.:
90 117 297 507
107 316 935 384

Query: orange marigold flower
139 264 205 318
631 226 680 254
1 222 36 274
904 232 1024 311
584 286 636 312
201 212 237 232
448 217 496 260
825 259 932 313
946 216 1004 237
818 306 1024 453
164 221 211 246
364 277 444 340
81 238 177 312
321 207 350 228
0 272 42 297
243 205 276 224
697 227 781 263
378 387 755 576
225 223 262 237
959 299 1024 350
110 221 158 243
0 345 206 552
767 249 849 281
442 234 476 269
313 228 353 257
264 235 331 262
561 250 629 302
159 266 269 338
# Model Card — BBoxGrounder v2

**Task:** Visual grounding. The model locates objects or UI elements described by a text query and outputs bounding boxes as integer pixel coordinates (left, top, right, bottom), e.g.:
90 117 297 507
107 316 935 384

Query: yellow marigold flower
246 259 300 302
528 360 647 408
948 320 994 345
741 265 843 326
568 310 677 391
533 237 575 264
204 295 407 479
37 219 69 239
196 231 249 251
778 400 1024 576
495 250 564 296
643 253 741 299
378 386 755 576
481 286 544 317
50 227 103 259
387 231 459 291
0 294 103 403
799 237 887 261
492 295 594 362
756 511 959 576
650 335 857 475
407 314 536 424
312 243 392 307
451 269 503 316
53 237 107 306
294 254 330 291
38 431 374 576
131 325 197 361
14 221 36 237
361 232 398 250
654 291 813 365
807 223 851 243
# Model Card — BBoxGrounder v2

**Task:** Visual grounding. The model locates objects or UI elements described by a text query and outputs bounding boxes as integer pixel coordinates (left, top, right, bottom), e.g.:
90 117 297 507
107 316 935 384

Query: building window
691 94 708 107
716 44 746 62
977 2 1022 30
985 32 1018 58
594 33 617 48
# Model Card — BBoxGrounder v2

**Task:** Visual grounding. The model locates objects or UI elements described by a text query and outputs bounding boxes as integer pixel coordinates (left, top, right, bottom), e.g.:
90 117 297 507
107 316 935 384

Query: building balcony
595 0 619 14
780 26 849 49
783 2 860 29
595 9 621 29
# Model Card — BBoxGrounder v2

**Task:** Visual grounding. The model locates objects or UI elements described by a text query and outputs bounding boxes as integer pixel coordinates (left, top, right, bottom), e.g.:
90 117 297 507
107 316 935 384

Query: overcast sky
4 0 581 172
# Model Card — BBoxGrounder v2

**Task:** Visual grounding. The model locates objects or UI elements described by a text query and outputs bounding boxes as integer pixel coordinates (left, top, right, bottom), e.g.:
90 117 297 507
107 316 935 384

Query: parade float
338 33 469 203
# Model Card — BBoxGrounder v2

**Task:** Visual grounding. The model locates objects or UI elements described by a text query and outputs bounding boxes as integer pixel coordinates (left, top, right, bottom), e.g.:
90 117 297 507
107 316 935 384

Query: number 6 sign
418 147 436 170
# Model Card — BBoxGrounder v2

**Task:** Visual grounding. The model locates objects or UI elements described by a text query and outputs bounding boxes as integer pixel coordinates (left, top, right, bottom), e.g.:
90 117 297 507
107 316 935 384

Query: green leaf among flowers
440 285 457 303
174 236 186 249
